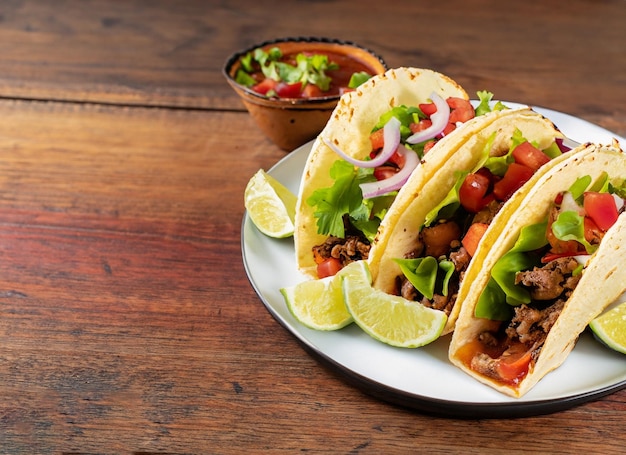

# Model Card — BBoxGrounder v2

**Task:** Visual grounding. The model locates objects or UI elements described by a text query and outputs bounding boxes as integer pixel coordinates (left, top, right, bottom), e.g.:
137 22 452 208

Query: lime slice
343 267 447 348
281 261 371 331
244 169 297 238
589 302 626 354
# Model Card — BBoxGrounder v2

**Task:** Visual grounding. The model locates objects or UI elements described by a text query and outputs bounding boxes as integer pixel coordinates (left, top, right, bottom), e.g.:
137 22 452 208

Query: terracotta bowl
223 37 387 151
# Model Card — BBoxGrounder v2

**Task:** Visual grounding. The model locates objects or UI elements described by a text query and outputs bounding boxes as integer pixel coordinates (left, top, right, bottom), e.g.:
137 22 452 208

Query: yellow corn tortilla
448 143 626 398
294 67 468 278
369 107 565 334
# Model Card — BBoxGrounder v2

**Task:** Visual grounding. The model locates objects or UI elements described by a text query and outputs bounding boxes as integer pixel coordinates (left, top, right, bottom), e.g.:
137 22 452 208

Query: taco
295 67 499 279
368 107 568 335
448 142 626 398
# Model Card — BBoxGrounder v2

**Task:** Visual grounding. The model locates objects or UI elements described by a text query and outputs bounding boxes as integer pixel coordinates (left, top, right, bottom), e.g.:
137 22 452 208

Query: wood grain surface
0 0 625 453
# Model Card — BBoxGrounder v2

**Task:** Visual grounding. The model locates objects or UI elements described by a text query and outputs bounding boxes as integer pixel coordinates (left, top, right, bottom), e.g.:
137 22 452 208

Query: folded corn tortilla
294 67 468 278
448 143 626 398
369 107 566 334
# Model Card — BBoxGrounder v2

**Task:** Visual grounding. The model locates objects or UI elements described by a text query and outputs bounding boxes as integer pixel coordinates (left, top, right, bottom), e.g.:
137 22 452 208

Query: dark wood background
0 0 625 453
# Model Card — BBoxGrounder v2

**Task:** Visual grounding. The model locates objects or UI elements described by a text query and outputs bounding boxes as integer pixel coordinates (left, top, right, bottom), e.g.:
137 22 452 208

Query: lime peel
343 263 447 348
280 261 371 331
590 301 626 354
244 169 297 238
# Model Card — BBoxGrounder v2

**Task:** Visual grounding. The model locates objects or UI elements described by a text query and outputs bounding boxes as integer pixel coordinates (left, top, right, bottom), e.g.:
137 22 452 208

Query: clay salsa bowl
223 37 387 151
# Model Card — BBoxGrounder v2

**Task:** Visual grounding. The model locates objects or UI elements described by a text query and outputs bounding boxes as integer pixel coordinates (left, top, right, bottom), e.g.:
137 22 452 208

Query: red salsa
234 46 378 99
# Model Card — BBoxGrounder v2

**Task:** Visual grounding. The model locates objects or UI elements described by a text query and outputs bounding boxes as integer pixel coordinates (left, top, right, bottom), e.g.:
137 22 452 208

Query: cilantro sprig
236 47 339 92
306 160 386 241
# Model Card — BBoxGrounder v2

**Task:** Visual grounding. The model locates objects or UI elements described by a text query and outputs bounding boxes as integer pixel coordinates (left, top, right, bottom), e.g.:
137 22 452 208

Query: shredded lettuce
475 90 508 116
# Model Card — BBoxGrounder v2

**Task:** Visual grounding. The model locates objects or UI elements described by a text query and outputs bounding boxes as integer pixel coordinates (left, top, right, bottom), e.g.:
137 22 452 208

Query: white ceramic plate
241 103 626 418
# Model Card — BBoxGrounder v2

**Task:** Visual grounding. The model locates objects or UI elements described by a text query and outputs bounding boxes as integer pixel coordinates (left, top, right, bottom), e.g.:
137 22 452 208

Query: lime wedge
244 169 297 238
589 302 626 354
281 261 371 331
343 266 447 348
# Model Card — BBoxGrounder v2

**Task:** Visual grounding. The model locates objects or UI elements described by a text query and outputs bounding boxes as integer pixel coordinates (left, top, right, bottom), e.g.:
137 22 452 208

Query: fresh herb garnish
236 47 340 92
306 160 376 239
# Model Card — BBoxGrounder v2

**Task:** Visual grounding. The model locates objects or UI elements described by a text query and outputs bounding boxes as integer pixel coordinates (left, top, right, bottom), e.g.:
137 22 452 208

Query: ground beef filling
312 234 370 266
311 215 371 267
470 257 581 381
395 220 470 316
394 202 501 316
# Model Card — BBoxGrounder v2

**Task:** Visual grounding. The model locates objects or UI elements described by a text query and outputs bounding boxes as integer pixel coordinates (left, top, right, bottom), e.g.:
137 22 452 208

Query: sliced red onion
573 254 591 266
359 145 419 199
406 92 450 144
556 137 581 153
613 193 625 213
322 116 401 168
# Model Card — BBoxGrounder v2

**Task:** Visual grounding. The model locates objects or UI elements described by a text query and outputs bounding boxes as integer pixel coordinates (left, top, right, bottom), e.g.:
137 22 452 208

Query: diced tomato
496 346 532 384
373 165 398 181
317 257 343 278
274 81 303 98
554 192 564 205
584 215 604 245
419 102 437 116
369 128 385 151
441 122 456 136
541 251 575 263
447 97 475 123
512 141 551 171
410 119 432 133
493 163 535 201
301 83 324 99
459 172 493 213
387 150 405 167
462 222 490 257
584 191 619 231
423 141 436 154
251 78 278 95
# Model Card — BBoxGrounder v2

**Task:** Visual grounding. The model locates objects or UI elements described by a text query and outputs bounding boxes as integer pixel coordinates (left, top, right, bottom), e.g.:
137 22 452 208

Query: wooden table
0 0 625 452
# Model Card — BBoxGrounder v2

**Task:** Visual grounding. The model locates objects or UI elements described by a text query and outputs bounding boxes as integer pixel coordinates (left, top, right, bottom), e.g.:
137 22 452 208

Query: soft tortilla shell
294 67 468 277
448 144 626 398
369 108 564 334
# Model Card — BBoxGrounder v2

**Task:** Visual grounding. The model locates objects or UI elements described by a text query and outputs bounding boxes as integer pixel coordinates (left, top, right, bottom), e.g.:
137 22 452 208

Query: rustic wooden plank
0 0 623 138
0 1 625 452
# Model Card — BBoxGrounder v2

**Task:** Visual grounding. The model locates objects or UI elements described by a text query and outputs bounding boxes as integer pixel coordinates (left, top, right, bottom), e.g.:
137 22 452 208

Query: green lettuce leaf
475 90 508 117
551 211 596 254
475 278 514 321
475 222 548 319
568 175 593 202
394 257 455 300
372 105 423 140
542 141 563 159
348 71 372 89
